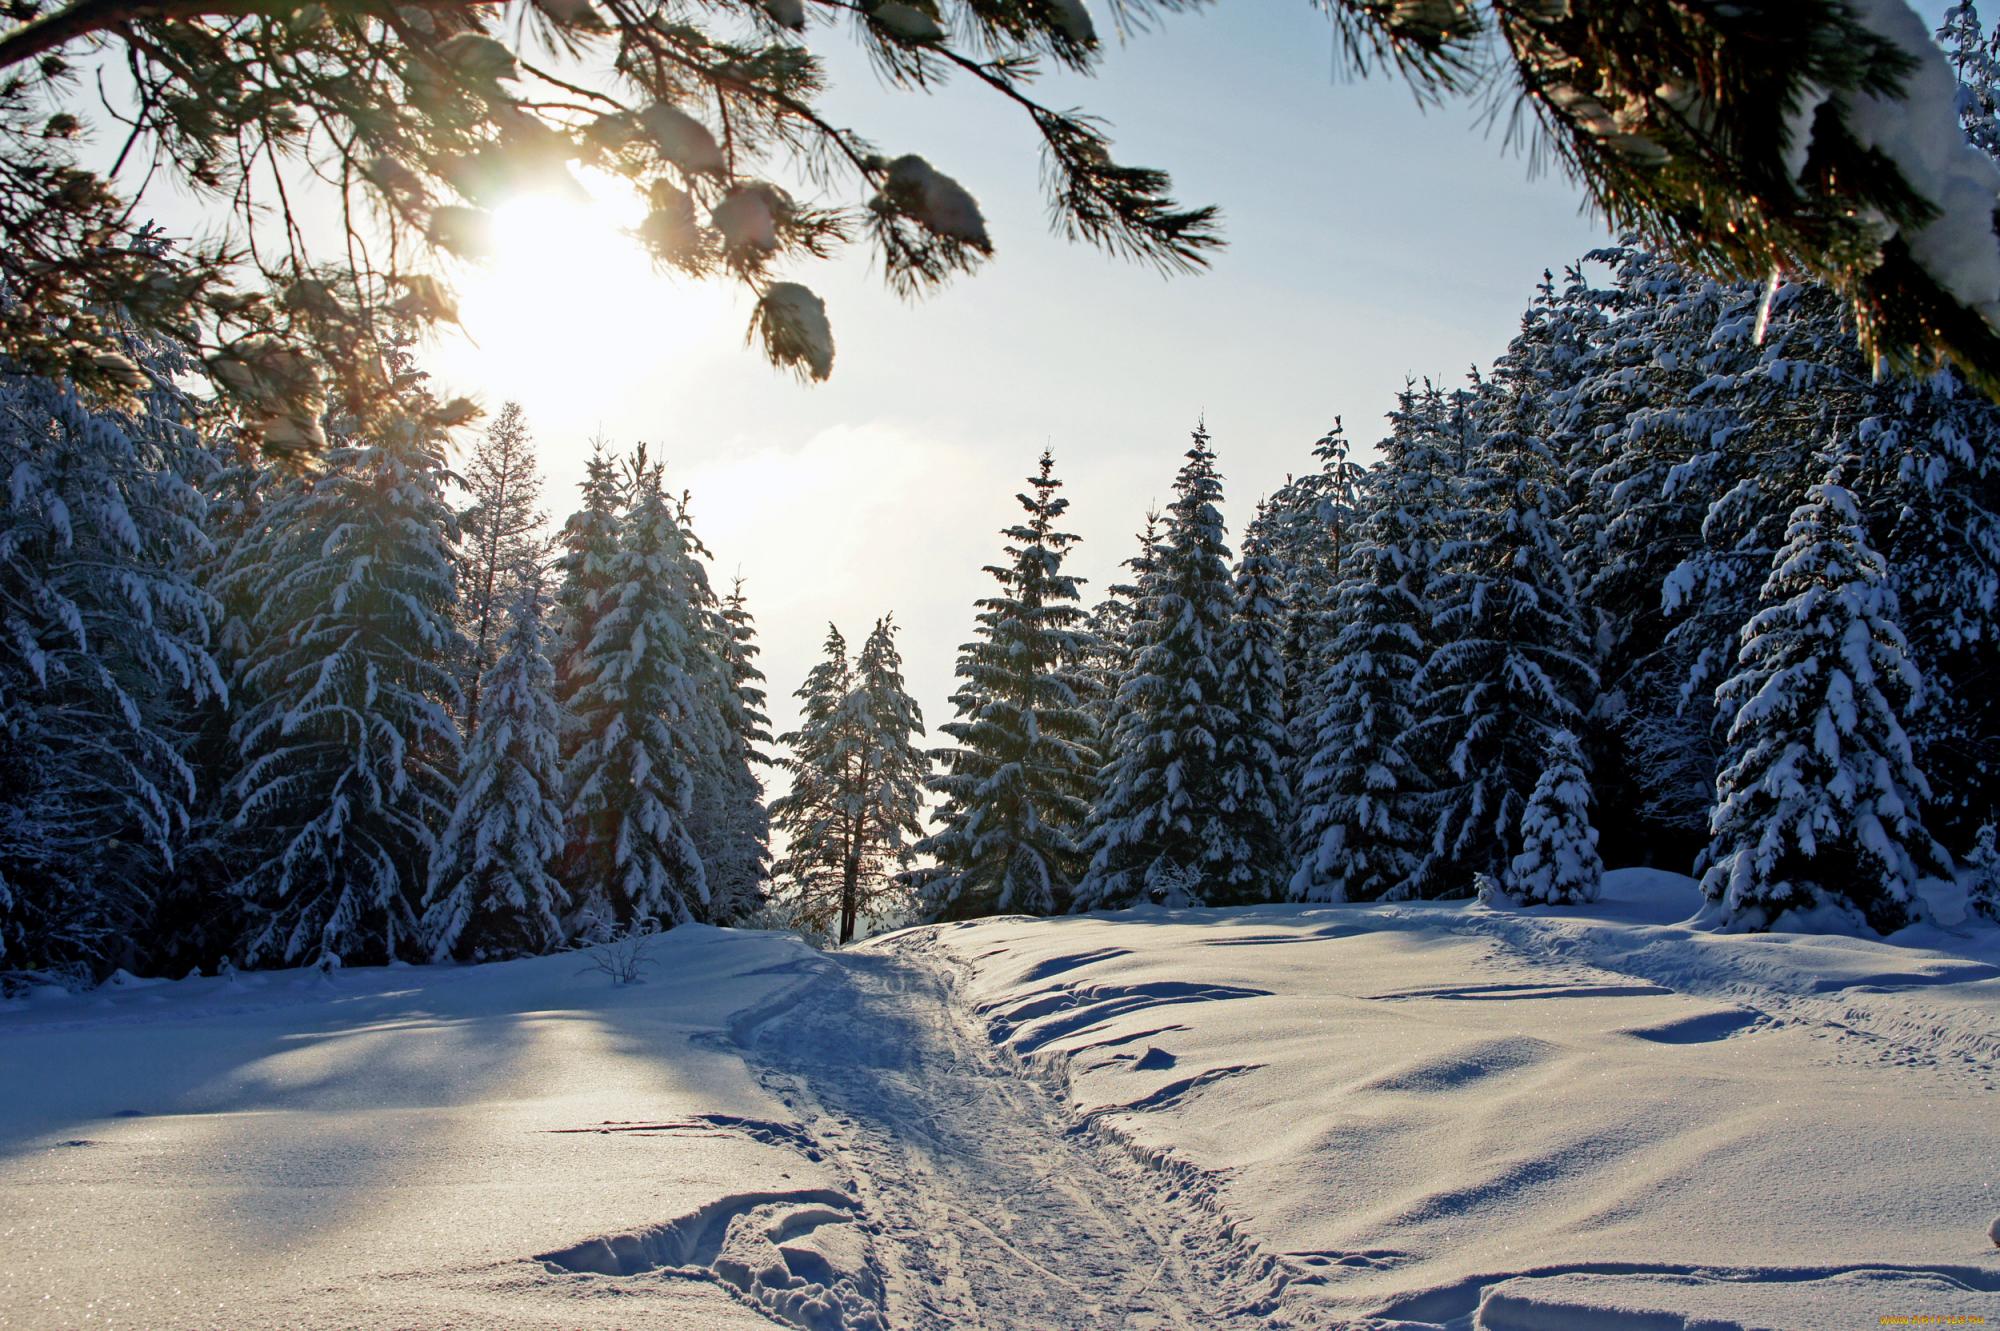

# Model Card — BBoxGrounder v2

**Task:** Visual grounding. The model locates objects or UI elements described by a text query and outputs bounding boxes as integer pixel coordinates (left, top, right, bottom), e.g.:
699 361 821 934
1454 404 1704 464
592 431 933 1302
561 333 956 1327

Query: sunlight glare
443 170 736 419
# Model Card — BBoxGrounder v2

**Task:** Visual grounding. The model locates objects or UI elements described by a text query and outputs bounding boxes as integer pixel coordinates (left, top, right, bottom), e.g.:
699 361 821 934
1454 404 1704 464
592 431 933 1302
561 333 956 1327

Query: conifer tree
1941 3 2000 160
551 443 624 711
1407 409 1597 897
1078 424 1244 907
916 452 1098 920
1702 478 1945 933
771 618 928 944
1506 728 1603 906
222 403 466 966
690 576 774 924
0 329 222 980
1080 511 1160 751
1250 421 1367 805
1212 522 1292 903
1965 823 2000 922
1860 370 2000 852
563 468 710 935
425 584 569 960
456 401 548 725
1289 387 1455 902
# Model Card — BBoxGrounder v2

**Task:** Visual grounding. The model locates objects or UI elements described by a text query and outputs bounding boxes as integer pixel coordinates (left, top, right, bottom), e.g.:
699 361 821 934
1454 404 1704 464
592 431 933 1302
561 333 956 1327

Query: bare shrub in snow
580 921 660 986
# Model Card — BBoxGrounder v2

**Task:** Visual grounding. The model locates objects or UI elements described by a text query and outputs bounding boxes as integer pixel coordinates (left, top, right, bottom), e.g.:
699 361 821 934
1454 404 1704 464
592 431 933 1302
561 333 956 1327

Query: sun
439 169 736 415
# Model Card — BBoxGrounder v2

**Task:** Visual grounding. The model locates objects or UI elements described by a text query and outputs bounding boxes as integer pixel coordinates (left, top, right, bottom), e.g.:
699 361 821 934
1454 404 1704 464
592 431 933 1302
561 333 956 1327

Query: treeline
906 249 2000 934
898 11 2000 935
0 356 773 987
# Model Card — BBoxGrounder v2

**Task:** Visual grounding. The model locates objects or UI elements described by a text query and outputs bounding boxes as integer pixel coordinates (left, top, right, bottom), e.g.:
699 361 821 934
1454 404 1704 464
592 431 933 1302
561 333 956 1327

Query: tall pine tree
772 618 928 944
563 467 710 934
1290 385 1458 902
456 401 548 726
0 326 222 980
1212 521 1291 903
1078 424 1245 908
916 452 1098 920
688 572 774 925
425 583 569 960
1701 477 1945 933
222 399 466 966
1407 410 1597 898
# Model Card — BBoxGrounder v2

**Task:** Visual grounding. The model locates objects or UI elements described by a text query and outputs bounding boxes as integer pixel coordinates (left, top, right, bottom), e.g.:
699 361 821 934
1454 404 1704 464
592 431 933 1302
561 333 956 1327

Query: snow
758 282 835 382
891 868 2000 1327
0 928 848 1330
641 102 726 177
6 874 1996 1328
1844 0 2000 322
879 155 990 249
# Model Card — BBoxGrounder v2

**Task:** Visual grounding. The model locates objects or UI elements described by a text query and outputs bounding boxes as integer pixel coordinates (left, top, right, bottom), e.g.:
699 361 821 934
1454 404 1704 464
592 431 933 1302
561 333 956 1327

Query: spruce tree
0 329 222 980
1506 728 1603 906
1212 522 1291 903
771 618 928 944
916 452 1098 920
425 584 570 960
222 406 466 966
1965 823 2000 922
1860 370 2000 853
1080 511 1160 753
1941 3 2000 161
1250 421 1366 811
1701 478 1945 933
551 442 624 711
1077 424 1244 908
1407 407 1597 898
563 469 710 935
689 575 774 925
1289 387 1455 902
456 401 548 726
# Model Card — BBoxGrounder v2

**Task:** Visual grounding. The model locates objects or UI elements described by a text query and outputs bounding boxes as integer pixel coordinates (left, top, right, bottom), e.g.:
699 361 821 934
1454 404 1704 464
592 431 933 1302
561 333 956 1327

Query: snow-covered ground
4 871 1997 1330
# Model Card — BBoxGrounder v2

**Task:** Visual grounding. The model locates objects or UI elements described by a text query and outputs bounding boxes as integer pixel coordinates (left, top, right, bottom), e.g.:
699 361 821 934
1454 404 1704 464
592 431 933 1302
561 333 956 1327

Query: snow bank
889 869 2000 1329
0 926 872 1330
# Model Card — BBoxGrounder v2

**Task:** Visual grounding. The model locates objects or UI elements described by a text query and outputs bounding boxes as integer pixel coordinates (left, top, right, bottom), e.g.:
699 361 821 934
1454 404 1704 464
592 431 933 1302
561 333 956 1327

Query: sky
420 2 1632 753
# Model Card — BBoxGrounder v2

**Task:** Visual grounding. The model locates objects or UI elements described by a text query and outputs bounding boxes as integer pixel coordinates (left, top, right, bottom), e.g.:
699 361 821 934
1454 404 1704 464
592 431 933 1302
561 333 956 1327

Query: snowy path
717 936 1314 1331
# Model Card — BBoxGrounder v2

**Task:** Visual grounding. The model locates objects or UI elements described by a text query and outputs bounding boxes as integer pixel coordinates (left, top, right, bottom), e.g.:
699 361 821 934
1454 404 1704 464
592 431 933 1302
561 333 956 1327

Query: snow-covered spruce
425 585 570 961
1288 387 1455 902
563 468 710 935
454 400 548 727
0 327 222 978
1077 511 1160 768
1506 728 1603 906
689 576 774 926
221 418 466 967
1573 245 1766 852
1246 420 1365 835
1960 823 1998 922
771 618 929 944
915 451 1098 920
1406 390 1597 898
1860 363 2000 853
1078 424 1249 909
1701 478 1946 933
1212 520 1292 903
549 442 623 710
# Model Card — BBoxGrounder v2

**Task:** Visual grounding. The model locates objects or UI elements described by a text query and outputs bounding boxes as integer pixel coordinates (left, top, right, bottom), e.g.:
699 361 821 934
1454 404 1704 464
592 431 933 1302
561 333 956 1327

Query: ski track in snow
698 941 1319 1330
518 900 2000 1331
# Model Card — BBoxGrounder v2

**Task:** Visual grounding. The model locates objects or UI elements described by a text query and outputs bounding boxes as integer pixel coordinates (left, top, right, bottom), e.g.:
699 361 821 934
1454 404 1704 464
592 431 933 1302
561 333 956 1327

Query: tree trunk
840 849 860 945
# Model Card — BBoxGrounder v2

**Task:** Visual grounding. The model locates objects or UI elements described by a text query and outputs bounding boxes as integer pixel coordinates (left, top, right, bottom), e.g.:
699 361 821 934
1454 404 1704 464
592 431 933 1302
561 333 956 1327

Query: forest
5 5 2000 987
